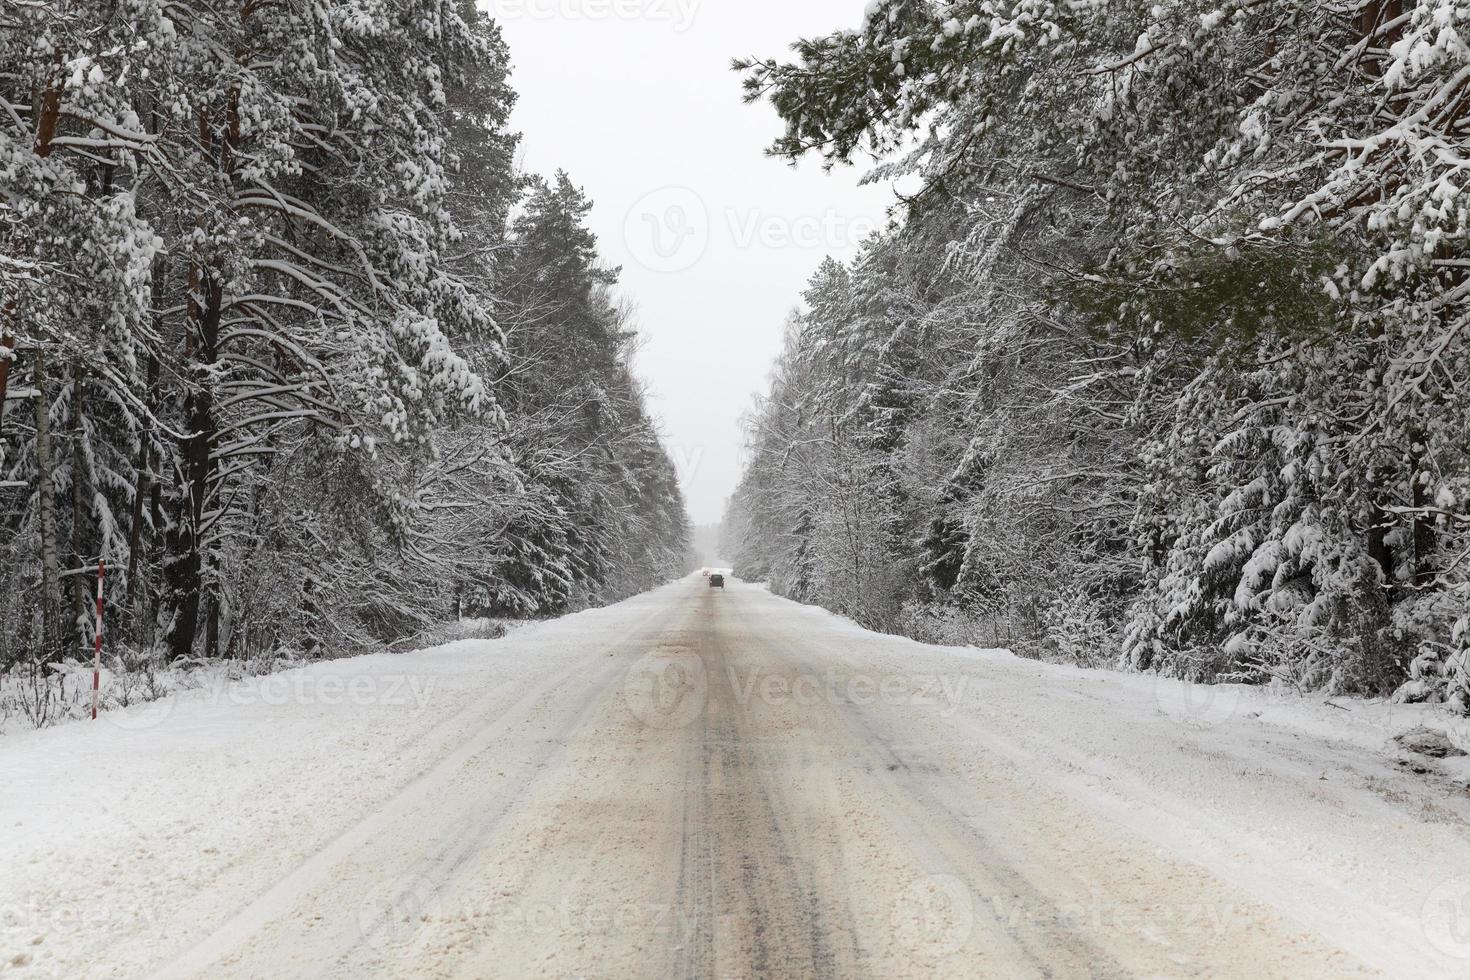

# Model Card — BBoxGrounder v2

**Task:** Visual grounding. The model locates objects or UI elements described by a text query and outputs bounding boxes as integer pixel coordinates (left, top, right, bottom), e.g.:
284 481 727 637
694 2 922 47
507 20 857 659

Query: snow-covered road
4 576 1470 978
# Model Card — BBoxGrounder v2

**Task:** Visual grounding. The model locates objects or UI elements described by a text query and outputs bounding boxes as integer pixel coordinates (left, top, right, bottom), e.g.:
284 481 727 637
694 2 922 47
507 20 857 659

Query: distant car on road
708 574 725 589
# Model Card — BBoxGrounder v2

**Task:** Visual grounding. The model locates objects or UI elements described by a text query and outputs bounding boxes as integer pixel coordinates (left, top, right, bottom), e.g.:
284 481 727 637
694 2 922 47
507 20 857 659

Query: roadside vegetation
725 1 1470 710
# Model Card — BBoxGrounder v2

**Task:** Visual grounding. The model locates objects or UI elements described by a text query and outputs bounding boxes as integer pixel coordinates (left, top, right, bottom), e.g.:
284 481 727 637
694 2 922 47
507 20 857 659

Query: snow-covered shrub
1043 590 1122 670
897 602 994 650
0 653 175 734
1396 613 1470 716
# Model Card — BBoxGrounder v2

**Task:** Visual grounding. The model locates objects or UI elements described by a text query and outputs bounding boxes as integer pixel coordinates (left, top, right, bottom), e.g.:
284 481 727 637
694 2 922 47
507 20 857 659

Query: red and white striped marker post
92 559 104 721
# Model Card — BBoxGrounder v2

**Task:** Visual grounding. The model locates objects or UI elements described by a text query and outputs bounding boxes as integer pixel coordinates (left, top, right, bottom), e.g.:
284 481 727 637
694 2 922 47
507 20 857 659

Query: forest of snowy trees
0 0 688 718
726 1 1470 710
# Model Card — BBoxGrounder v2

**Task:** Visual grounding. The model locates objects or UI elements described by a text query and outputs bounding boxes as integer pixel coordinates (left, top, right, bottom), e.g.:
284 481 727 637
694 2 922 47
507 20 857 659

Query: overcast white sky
487 0 896 525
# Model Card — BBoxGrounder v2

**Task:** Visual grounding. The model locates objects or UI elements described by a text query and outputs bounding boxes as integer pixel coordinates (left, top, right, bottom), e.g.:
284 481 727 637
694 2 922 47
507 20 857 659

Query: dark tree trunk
204 596 220 660
32 50 63 158
124 357 156 632
1367 494 1394 588
0 56 64 446
33 350 62 660
1410 434 1437 589
69 363 89 642
1356 0 1405 75
0 321 14 442
164 266 222 662
126 265 165 641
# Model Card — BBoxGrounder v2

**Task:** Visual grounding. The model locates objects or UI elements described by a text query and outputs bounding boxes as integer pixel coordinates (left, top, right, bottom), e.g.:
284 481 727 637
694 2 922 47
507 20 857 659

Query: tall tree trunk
1412 487 1436 589
126 264 165 640
33 350 63 660
1367 494 1394 586
125 353 158 637
204 596 220 660
1356 0 1405 75
164 265 221 662
0 55 64 447
69 362 89 640
1410 432 1437 589
0 314 14 443
32 49 64 159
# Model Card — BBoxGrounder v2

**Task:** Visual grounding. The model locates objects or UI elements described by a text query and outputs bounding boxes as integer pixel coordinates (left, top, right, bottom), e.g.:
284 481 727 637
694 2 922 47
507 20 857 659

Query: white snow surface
2 577 1469 977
